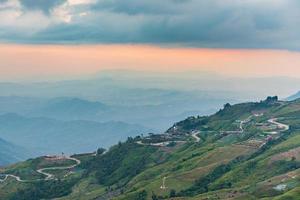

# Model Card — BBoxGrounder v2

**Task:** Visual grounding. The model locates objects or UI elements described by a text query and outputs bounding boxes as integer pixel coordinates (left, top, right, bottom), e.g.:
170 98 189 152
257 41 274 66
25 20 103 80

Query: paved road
0 156 81 183
268 118 290 132
0 174 27 182
136 140 171 147
191 131 201 142
36 157 81 180
257 118 290 148
240 115 253 132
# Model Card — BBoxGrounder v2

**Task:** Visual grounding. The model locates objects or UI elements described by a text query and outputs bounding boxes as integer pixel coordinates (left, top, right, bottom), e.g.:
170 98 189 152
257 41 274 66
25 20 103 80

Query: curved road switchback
268 118 290 132
0 156 81 183
191 131 201 142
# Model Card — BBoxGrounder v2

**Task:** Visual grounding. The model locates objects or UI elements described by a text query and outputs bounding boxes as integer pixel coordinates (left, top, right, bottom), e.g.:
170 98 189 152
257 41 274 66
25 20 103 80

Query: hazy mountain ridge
0 113 152 157
1 97 300 200
0 92 232 131
287 91 300 101
35 97 109 120
0 89 232 161
1 72 299 99
0 138 29 166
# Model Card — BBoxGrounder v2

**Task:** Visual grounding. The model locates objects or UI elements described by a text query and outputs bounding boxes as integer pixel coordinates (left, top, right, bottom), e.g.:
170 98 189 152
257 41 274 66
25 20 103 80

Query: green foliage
174 116 209 131
85 140 157 186
179 164 232 196
132 190 147 200
96 147 106 155
9 179 78 200
169 189 176 197
179 155 247 196
151 192 163 200
3 97 300 200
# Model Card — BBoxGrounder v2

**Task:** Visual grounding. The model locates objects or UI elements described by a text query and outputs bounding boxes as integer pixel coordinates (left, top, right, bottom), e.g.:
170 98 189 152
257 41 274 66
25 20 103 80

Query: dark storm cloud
0 0 300 50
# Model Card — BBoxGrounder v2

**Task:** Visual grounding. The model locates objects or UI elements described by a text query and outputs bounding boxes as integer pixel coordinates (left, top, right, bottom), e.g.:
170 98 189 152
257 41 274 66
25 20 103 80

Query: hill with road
1 96 300 200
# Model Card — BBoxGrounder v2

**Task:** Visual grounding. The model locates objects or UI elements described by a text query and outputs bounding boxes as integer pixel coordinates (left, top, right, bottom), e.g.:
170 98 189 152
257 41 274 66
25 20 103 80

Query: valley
1 1 299 199
0 96 299 199
0 87 235 159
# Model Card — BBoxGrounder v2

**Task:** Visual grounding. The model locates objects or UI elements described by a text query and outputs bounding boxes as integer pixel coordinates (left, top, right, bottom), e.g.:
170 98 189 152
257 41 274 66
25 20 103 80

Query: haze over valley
1 0 300 199
0 70 299 163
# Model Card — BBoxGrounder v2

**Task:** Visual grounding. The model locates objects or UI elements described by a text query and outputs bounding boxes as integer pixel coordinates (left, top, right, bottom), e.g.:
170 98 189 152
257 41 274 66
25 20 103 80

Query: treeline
9 179 78 200
83 139 157 187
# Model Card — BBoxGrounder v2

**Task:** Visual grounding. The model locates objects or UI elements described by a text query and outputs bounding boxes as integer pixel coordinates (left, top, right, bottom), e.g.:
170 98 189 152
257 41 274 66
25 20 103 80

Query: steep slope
1 97 300 200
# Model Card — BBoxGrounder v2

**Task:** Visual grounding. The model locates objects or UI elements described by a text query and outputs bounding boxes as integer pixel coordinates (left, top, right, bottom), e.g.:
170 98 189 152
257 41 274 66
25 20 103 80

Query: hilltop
0 96 300 200
287 91 300 101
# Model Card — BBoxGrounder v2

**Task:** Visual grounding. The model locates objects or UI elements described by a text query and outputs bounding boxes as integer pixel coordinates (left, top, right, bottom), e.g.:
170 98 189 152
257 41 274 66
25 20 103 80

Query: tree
97 148 106 155
136 190 147 200
169 189 176 197
265 96 278 103
152 192 159 200
224 103 231 109
118 141 122 147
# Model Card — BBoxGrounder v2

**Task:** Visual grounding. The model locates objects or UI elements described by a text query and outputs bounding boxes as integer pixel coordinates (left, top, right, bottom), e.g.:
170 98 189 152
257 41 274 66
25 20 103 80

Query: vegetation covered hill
1 96 300 200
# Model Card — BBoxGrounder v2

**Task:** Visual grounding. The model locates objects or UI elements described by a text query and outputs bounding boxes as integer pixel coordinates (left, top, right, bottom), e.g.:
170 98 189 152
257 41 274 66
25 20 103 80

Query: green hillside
1 96 300 200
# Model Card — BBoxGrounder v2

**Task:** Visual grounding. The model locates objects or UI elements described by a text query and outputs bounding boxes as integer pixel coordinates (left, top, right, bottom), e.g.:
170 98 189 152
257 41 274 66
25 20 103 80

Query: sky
0 0 300 80
1 44 300 80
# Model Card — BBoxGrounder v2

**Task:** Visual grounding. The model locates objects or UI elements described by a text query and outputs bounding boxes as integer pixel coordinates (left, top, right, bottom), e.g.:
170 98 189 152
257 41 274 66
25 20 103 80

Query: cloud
0 0 300 50
0 0 52 35
20 0 65 13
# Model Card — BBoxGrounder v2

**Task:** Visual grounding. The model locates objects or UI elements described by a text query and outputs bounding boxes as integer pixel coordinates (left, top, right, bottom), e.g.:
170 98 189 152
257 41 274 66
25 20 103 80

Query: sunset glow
1 44 300 80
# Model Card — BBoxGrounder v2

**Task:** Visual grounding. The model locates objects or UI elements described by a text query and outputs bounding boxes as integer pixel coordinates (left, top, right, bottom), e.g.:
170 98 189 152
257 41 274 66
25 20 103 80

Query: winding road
257 118 290 148
0 156 81 183
191 131 201 142
239 115 253 132
0 174 26 182
36 157 81 180
268 118 290 132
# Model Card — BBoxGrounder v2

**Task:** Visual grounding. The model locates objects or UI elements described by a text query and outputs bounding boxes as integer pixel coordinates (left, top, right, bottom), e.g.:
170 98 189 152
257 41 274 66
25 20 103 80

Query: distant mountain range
0 113 152 157
3 73 298 164
0 138 29 166
1 97 300 199
0 95 228 131
36 97 109 120
1 72 299 100
0 91 233 161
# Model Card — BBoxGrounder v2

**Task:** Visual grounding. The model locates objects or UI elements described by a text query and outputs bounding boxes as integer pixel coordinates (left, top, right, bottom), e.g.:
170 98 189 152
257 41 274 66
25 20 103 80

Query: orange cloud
0 44 300 80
